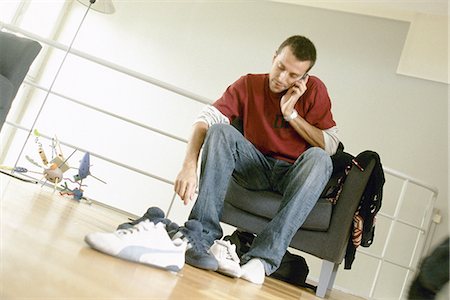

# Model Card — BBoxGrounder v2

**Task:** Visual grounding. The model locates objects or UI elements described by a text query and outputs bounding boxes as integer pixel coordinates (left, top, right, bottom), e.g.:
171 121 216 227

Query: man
174 35 339 284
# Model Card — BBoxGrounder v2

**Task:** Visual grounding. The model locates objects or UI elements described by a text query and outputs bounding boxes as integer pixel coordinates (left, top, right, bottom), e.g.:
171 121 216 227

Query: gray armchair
220 119 376 298
0 31 42 131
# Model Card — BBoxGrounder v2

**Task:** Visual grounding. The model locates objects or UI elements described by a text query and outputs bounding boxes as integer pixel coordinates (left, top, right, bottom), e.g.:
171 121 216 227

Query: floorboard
0 173 364 299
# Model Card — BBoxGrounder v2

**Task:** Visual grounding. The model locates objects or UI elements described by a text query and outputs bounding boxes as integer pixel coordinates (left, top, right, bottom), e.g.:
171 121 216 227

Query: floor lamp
12 0 115 178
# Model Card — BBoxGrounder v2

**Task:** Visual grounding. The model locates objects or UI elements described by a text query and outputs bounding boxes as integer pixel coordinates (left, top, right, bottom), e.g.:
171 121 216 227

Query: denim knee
297 147 333 176
204 124 239 145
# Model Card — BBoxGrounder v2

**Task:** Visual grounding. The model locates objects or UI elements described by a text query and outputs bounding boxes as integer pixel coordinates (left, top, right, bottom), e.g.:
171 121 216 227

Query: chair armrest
291 159 376 262
0 32 42 99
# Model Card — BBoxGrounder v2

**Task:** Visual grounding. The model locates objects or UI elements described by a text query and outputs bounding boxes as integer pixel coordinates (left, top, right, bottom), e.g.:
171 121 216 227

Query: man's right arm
174 121 208 205
175 104 232 205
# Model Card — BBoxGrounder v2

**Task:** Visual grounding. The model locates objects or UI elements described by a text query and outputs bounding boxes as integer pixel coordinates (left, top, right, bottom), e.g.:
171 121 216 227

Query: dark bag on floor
224 230 317 292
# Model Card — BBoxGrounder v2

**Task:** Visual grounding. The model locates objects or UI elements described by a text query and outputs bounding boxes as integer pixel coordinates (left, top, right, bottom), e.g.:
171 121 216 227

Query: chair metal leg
316 260 339 298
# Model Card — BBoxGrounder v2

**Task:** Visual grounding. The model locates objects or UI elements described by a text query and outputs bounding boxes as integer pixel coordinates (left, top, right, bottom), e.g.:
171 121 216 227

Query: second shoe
210 239 242 278
169 219 219 271
117 206 171 230
85 220 187 272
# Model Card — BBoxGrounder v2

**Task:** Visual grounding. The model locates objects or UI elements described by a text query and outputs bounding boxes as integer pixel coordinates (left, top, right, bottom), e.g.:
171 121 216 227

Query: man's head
269 35 317 93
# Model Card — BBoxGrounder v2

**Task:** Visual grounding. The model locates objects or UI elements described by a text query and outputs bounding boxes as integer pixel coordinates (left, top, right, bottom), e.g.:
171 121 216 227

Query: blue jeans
189 124 332 274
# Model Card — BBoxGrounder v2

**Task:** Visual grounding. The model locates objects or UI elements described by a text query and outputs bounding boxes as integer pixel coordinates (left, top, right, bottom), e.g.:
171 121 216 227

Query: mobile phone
290 73 309 88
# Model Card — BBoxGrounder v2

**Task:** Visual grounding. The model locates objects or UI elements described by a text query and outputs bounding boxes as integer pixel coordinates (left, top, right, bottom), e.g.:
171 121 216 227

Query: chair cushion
224 178 332 232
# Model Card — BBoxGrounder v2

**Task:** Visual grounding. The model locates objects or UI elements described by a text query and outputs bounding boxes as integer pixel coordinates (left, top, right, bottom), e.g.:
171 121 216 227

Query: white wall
274 1 449 84
1 1 448 298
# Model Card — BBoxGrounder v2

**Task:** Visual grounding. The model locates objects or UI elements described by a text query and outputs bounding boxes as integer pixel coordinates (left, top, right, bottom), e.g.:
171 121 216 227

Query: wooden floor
0 173 364 300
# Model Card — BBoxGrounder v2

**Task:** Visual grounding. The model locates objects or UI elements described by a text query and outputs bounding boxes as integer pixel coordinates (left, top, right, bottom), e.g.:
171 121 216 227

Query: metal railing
0 22 211 106
355 172 439 299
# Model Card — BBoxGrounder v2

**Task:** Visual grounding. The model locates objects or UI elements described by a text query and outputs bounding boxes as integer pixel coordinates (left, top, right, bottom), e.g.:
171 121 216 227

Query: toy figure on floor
59 152 105 203
1 130 104 201
59 182 84 201
0 131 70 185
71 152 106 185
23 131 74 190
0 166 39 183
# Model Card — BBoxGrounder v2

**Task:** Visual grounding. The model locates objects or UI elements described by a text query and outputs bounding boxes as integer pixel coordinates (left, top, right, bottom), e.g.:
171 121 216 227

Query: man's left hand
280 75 309 116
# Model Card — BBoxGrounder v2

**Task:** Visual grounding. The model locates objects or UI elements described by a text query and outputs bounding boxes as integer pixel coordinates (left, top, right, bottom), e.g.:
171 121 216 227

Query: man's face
269 46 311 93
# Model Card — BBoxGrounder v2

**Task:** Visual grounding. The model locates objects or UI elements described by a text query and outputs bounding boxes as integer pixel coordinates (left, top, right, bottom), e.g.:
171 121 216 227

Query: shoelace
220 241 240 262
117 220 156 235
172 230 209 253
227 242 240 262
172 231 193 249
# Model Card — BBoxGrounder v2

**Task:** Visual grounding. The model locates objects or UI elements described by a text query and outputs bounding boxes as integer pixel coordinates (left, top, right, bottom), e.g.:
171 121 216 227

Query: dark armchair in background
220 118 377 298
0 31 42 131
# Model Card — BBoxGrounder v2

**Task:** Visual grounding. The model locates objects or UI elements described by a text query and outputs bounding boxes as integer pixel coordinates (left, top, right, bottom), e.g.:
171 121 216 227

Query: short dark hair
277 35 317 69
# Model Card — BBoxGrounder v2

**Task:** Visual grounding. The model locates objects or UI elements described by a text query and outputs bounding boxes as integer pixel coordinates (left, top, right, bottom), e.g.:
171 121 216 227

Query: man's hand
278 75 326 149
280 75 309 116
174 122 208 205
174 164 198 205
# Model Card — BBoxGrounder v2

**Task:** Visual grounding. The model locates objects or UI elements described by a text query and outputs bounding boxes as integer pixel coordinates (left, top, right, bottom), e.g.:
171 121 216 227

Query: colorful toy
24 130 74 190
59 182 85 201
0 165 40 183
59 185 93 204
73 152 106 185
2 129 105 202
59 152 105 203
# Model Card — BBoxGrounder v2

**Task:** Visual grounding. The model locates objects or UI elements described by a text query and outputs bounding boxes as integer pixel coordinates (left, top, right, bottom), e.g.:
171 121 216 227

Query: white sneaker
85 220 187 272
210 239 242 278
241 258 265 285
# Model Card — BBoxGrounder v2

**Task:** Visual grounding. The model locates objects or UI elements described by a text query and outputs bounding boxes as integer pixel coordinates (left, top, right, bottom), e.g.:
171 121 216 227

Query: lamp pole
13 0 96 172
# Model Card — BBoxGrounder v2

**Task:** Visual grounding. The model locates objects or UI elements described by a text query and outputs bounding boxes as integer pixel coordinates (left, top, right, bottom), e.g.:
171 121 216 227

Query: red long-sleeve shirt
213 73 336 163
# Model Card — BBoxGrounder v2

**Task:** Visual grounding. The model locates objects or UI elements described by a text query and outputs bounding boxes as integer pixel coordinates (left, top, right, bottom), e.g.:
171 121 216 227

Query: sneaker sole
217 265 242 278
185 255 218 271
85 235 185 272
